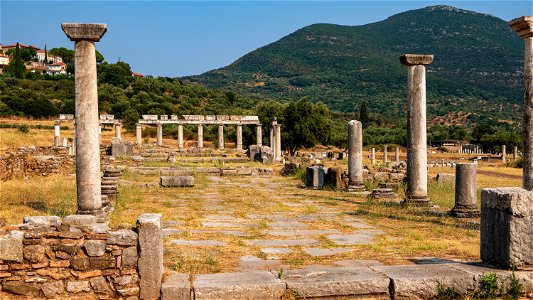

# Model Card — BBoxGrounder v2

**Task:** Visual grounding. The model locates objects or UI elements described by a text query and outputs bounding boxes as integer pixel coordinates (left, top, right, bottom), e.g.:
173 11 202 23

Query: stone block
67 280 91 293
23 244 46 263
371 264 474 299
306 166 326 189
2 281 41 295
0 231 24 262
122 246 138 268
107 229 138 246
63 215 96 226
325 166 346 189
84 240 106 256
249 145 274 163
160 176 195 187
283 266 389 298
23 216 61 227
436 173 455 184
137 213 163 299
41 280 65 298
162 273 191 300
193 271 285 299
90 276 112 294
480 187 533 268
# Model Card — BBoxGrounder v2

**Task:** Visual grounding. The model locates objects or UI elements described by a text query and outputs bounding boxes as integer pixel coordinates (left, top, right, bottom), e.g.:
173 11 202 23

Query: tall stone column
62 23 107 216
54 121 61 147
271 118 277 158
371 148 376 165
395 147 400 163
136 123 142 144
347 120 365 192
502 145 507 163
383 145 388 164
256 125 262 147
401 54 433 206
218 125 224 150
236 124 243 150
156 123 163 146
275 123 282 161
451 163 479 217
197 124 203 148
114 122 121 139
510 16 533 190
514 146 518 161
178 124 184 149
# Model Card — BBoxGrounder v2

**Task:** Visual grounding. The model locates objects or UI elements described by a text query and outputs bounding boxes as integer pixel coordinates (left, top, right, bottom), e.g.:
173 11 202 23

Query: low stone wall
0 146 73 181
0 214 162 299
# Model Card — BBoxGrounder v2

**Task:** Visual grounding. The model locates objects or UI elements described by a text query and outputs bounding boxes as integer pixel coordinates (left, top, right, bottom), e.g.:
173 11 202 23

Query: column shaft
197 124 203 148
406 64 429 203
524 37 533 189
54 123 61 147
236 125 243 150
347 120 365 191
395 147 400 163
115 123 121 139
275 124 282 161
371 148 376 165
74 40 102 214
178 124 184 149
136 124 142 144
383 145 388 164
218 125 224 150
156 123 163 146
256 125 262 147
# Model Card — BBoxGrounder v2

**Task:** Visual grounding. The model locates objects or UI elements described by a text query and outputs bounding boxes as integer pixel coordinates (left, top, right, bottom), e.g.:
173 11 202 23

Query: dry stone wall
0 147 74 181
0 214 162 299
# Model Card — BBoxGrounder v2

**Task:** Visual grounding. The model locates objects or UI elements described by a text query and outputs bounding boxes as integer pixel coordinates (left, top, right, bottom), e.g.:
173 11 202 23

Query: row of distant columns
54 121 122 146
135 122 263 151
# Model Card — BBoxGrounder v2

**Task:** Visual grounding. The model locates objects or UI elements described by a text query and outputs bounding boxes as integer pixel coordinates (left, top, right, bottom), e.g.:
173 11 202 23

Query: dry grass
0 174 77 224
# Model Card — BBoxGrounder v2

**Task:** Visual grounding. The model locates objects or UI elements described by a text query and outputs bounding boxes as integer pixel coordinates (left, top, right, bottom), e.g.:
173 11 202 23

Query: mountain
184 5 524 127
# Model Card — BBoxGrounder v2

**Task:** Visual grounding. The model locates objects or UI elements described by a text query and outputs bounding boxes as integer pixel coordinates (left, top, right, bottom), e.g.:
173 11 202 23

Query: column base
403 196 431 206
77 208 106 223
450 205 480 218
346 184 366 193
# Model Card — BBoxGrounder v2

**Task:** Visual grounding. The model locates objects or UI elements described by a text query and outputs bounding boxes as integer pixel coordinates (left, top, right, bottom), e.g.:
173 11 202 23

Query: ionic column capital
509 16 533 38
400 54 434 66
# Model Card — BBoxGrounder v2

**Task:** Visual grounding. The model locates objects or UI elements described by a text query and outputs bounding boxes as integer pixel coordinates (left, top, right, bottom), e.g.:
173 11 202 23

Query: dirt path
477 169 522 180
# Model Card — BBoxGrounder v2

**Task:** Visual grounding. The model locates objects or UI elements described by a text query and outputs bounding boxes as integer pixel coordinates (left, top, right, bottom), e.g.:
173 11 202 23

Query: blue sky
1 1 531 77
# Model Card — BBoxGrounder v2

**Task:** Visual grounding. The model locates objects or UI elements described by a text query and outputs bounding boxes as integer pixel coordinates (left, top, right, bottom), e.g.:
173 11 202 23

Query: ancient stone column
395 147 400 163
114 122 121 139
514 146 518 161
510 16 533 190
256 125 262 147
451 163 479 217
54 121 61 147
218 125 224 150
270 118 278 158
136 123 142 144
178 124 184 149
383 145 388 164
156 123 163 146
62 23 106 216
401 54 433 205
347 120 365 192
197 124 203 148
236 124 243 150
275 123 282 161
371 148 376 165
502 145 507 163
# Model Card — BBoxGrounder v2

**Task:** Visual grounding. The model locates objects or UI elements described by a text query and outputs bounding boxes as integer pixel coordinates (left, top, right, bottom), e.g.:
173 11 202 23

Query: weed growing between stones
508 270 522 300
435 278 460 300
480 272 500 299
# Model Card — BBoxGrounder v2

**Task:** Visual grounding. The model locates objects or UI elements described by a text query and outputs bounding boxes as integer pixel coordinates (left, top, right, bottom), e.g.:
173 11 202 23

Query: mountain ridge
184 5 524 127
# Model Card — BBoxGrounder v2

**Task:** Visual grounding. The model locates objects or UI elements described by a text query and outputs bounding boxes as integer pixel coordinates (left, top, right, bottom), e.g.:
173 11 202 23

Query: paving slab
193 271 285 299
162 228 184 237
162 220 185 228
268 221 308 229
260 248 294 255
245 239 318 247
371 264 475 299
265 229 341 236
303 247 354 257
282 266 390 299
334 259 384 267
190 230 247 237
161 273 191 300
170 239 227 247
448 262 533 292
238 255 282 271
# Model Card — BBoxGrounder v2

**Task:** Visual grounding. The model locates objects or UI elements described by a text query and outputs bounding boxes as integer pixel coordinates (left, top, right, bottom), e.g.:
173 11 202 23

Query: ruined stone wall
0 216 140 299
0 147 74 181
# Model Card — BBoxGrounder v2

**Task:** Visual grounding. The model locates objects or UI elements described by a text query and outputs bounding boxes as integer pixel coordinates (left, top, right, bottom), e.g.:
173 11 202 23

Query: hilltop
185 5 524 127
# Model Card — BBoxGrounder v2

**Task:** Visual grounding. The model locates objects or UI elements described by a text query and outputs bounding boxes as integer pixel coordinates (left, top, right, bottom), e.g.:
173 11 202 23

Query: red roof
50 62 66 66
0 54 8 58
132 71 144 77
37 50 46 53
3 43 40 50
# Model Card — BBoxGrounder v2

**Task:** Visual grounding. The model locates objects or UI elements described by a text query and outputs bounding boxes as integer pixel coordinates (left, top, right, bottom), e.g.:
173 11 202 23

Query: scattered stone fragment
170 239 227 247
194 271 285 299
260 248 293 255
